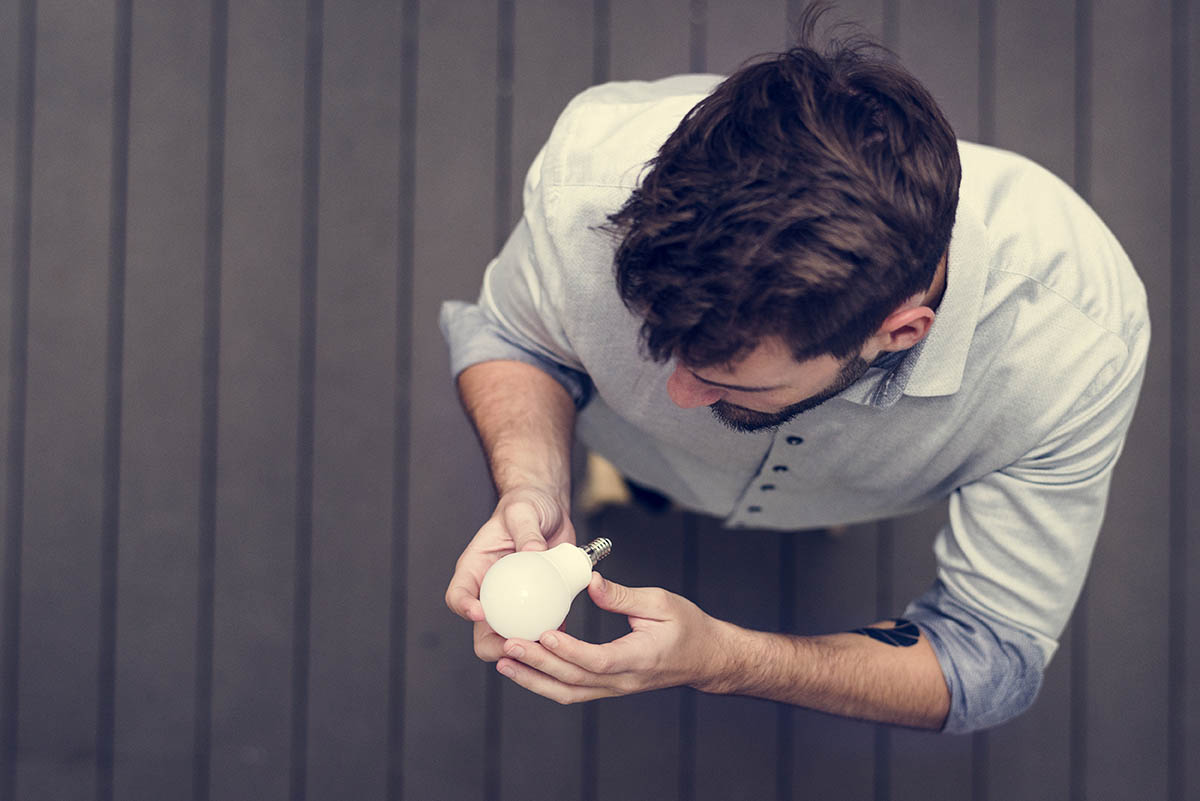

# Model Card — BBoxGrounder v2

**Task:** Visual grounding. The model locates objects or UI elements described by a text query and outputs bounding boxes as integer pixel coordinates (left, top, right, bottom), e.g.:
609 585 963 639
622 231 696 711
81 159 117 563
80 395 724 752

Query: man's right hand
444 485 577 662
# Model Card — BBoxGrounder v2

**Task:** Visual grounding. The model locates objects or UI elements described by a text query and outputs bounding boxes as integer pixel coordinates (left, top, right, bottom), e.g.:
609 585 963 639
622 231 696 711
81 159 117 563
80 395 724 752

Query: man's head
662 265 944 431
606 5 960 429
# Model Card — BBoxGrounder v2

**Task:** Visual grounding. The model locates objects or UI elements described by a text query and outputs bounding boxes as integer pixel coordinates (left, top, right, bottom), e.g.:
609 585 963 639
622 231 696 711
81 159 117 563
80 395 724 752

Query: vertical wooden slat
289 2 322 798
1183 7 1198 800
112 1 209 799
193 2 228 798
389 2 418 799
0 0 32 795
96 1 132 797
705 0 787 71
0 0 18 707
304 3 401 801
209 1 305 798
894 0 979 140
610 0 690 81
494 3 594 799
16 0 113 797
982 1 1077 799
402 0 496 796
1085 2 1172 799
1168 5 1193 801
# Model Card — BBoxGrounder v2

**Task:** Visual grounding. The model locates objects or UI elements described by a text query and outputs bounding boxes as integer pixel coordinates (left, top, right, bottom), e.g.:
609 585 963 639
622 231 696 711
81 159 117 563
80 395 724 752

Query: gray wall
0 1 1195 800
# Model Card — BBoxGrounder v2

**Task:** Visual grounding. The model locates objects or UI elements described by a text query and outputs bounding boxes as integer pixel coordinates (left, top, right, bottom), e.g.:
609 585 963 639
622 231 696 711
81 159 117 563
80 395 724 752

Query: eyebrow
690 371 785 393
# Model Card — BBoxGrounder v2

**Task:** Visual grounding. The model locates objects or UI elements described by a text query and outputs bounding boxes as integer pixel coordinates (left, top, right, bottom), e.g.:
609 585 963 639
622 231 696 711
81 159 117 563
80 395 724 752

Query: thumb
503 503 548 553
587 573 670 619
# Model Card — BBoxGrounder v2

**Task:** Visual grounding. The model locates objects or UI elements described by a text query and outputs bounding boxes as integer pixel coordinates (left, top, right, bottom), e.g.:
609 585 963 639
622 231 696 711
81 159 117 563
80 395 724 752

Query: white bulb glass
479 539 612 640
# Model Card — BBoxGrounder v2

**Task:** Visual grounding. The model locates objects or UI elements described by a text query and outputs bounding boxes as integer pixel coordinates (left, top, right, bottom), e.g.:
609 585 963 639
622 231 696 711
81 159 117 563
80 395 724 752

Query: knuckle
648 588 671 613
613 674 639 695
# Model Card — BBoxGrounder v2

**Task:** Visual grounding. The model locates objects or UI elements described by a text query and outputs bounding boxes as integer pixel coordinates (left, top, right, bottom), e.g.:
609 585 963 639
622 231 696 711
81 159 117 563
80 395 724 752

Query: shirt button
772 465 788 472
786 436 803 445
761 484 775 491
748 506 762 513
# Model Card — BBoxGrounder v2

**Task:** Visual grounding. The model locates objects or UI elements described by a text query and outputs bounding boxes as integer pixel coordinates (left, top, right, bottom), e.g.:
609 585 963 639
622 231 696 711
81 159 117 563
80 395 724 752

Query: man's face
665 338 871 433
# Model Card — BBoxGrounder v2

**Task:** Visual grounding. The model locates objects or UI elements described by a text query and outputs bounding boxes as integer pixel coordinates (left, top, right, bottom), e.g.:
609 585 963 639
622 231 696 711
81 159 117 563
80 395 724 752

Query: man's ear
871 305 936 353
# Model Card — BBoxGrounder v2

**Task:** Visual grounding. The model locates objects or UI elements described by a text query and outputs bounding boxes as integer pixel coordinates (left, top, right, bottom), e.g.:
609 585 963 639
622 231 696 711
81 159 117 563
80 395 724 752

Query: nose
666 364 723 409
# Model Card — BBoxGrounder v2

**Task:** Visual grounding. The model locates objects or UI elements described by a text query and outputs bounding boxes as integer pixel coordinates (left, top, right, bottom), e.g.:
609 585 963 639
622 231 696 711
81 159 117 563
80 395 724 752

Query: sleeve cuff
439 300 593 408
903 580 1047 734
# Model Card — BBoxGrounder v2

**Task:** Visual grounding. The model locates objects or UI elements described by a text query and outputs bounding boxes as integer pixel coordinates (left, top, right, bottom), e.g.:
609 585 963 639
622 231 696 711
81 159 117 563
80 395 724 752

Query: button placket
741 431 803 520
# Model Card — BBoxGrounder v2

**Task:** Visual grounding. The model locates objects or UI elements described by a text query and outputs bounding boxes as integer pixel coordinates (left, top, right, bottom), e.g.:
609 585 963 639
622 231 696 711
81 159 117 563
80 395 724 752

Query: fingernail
506 644 525 658
498 664 514 678
541 632 559 648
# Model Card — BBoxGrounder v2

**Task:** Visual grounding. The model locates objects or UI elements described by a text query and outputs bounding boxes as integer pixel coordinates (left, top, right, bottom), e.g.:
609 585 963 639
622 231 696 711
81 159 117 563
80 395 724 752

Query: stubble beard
709 354 870 434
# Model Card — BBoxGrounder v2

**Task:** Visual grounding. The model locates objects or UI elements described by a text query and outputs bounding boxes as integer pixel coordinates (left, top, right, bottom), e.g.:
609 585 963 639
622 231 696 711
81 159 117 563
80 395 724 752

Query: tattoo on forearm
850 618 920 647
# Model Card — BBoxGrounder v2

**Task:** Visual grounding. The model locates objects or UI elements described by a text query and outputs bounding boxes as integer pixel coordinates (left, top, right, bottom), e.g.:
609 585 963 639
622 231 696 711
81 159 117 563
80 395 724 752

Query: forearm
457 359 577 503
710 620 950 730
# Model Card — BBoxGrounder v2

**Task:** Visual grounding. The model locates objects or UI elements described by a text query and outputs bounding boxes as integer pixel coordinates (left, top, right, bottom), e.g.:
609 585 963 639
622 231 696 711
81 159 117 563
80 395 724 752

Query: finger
501 639 603 687
473 621 506 662
587 573 672 620
495 657 616 705
503 503 548 553
537 629 641 676
445 580 486 622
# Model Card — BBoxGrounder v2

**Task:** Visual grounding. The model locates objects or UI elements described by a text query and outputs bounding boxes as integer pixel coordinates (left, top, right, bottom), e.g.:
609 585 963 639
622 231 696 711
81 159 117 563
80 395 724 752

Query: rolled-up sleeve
438 147 593 408
905 319 1149 734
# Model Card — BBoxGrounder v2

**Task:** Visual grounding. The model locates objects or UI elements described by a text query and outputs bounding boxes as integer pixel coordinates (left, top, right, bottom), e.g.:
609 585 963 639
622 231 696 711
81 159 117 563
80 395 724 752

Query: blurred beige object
576 451 632 516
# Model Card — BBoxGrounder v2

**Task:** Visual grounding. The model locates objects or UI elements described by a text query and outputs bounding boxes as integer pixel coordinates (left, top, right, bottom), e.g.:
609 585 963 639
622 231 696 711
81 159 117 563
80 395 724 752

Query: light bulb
479 538 613 640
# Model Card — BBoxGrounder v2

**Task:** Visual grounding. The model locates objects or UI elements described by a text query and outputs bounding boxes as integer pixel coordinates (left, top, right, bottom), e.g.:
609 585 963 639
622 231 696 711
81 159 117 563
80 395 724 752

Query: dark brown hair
607 3 961 366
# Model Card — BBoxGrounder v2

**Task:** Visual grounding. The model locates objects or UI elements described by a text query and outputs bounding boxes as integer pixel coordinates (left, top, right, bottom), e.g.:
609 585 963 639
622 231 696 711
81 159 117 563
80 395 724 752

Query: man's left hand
495 573 736 703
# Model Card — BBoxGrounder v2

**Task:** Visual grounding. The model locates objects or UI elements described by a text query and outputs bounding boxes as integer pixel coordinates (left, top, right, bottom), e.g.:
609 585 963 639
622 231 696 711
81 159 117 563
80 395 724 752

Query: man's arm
495 573 950 730
715 618 949 729
457 359 575 504
444 359 580 662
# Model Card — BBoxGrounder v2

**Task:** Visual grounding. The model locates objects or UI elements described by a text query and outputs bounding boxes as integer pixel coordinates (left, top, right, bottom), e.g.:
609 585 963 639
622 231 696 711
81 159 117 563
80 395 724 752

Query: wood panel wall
0 1 1194 800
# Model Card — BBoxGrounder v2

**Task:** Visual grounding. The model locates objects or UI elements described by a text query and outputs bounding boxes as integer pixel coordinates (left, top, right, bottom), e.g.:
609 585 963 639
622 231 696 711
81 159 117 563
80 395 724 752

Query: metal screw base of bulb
579 537 612 566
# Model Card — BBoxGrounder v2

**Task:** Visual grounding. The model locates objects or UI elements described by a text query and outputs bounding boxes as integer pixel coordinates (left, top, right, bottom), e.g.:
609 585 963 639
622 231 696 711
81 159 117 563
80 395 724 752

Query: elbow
906 585 1049 734
938 635 1045 734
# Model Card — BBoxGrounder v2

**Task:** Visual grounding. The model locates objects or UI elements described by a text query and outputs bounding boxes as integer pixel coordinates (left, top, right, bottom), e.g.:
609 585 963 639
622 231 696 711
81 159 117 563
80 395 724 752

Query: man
439 13 1148 733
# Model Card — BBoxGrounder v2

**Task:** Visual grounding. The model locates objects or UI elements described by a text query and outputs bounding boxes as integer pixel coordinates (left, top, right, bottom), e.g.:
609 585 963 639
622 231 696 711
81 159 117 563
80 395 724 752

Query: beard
709 354 870 433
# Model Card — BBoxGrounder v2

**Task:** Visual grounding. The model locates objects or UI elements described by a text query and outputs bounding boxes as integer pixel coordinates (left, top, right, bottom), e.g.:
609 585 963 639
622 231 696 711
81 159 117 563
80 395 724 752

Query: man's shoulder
960 141 1148 352
538 75 724 190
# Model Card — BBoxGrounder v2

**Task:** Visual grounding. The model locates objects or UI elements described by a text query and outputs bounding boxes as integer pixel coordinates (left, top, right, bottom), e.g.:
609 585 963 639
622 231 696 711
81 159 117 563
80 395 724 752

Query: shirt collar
837 195 990 408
